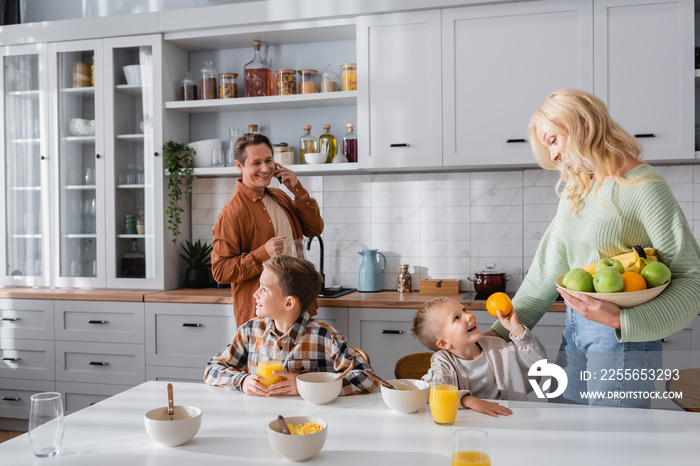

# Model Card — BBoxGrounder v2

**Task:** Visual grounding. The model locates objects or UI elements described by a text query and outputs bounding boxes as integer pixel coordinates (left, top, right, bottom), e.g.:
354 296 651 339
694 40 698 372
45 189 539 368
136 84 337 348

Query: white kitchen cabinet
0 298 54 341
0 44 52 286
48 35 175 289
593 0 695 160
145 303 235 381
0 378 55 424
442 0 593 167
56 381 132 414
357 11 442 169
54 300 144 344
315 306 349 337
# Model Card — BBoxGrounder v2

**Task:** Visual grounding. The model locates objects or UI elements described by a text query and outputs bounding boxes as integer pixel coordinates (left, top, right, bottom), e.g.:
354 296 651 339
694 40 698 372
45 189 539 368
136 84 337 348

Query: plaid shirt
204 311 378 395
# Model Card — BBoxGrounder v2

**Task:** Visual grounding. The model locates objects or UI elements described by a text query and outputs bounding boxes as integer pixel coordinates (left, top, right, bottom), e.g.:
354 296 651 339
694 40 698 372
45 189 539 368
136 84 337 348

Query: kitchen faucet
306 236 324 290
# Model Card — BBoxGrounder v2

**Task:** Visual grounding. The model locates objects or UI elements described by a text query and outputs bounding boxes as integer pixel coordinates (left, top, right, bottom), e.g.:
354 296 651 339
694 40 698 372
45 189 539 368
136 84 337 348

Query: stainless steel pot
467 262 511 294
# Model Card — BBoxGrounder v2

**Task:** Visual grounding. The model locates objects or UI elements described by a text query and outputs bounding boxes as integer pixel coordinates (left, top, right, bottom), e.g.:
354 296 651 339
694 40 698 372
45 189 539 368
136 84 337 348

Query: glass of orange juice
451 429 490 466
429 368 459 425
257 347 284 387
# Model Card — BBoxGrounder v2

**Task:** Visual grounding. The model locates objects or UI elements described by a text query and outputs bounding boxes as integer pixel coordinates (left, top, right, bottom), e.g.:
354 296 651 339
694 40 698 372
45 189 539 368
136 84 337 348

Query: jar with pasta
341 63 357 91
275 69 297 95
218 72 238 99
298 69 318 94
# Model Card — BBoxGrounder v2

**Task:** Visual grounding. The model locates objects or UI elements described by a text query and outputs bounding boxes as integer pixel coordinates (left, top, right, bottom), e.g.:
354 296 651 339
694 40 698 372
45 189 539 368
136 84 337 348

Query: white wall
191 165 700 292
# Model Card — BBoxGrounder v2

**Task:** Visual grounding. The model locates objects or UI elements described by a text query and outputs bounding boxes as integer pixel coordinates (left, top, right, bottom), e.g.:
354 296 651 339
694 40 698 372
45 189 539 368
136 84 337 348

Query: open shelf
165 91 357 113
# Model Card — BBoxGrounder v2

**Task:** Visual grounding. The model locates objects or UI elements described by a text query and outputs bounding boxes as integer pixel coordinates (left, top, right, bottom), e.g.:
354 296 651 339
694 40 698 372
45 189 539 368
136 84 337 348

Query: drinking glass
28 392 64 458
211 148 224 167
429 368 459 425
257 347 283 387
451 429 491 466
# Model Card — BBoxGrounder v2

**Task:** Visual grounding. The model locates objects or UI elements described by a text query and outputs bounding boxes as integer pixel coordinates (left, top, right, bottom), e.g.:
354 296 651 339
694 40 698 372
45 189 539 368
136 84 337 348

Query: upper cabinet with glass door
49 40 104 288
0 44 51 287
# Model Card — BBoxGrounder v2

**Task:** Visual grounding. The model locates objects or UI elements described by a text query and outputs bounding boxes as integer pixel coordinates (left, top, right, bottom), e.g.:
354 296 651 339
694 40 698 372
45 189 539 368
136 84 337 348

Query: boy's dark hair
234 133 273 165
411 296 450 352
262 255 322 313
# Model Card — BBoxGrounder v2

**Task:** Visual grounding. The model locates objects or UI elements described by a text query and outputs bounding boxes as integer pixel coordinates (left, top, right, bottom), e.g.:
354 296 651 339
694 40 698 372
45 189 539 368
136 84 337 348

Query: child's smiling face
435 298 482 351
253 268 288 321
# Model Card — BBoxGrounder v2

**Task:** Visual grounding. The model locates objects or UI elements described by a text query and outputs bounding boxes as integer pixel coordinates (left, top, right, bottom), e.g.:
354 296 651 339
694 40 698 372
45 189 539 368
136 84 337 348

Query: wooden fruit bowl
555 275 670 308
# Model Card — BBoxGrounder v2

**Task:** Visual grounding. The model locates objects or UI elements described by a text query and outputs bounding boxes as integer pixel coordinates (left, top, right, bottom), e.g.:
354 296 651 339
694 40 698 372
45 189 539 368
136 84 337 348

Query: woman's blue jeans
553 305 662 408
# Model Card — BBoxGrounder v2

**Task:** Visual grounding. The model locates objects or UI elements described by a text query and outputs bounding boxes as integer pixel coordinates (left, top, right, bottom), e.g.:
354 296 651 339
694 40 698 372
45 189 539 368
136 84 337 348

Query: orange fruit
486 292 512 318
621 271 647 292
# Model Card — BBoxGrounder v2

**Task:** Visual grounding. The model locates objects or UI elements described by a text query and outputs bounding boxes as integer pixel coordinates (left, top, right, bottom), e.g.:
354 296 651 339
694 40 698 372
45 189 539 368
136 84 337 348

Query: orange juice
429 384 459 425
451 450 491 466
257 360 283 387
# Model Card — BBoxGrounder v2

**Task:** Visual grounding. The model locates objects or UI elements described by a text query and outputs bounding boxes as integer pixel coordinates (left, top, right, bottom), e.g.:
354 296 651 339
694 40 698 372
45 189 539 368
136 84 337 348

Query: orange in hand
621 271 647 292
486 292 512 318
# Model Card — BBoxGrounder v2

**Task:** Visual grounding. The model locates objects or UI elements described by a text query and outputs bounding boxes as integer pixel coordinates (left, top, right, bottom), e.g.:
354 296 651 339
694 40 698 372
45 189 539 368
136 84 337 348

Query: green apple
593 268 624 293
595 257 625 275
641 261 671 287
562 268 594 292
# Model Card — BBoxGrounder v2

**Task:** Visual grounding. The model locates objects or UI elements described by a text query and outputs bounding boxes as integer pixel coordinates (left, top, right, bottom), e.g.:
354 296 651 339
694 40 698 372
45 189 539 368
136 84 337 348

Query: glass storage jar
200 60 217 100
298 69 318 94
320 64 338 92
275 69 297 95
273 144 294 165
341 63 357 91
398 264 412 292
218 72 238 98
181 71 197 100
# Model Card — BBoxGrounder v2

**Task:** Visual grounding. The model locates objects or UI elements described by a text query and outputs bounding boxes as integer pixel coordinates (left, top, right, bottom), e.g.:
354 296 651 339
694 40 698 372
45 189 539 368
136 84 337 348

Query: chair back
394 352 433 380
667 368 700 412
351 347 371 365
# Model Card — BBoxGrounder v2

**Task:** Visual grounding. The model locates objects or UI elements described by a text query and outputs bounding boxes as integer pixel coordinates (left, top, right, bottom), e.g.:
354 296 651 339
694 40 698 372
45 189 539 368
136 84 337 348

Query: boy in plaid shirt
204 255 378 396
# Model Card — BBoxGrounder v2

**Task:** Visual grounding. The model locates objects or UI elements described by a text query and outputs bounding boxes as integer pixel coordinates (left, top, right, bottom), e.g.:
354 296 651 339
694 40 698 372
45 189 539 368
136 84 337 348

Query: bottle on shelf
299 125 317 165
200 60 217 100
181 71 197 101
227 128 241 166
248 124 259 134
319 124 336 163
244 40 273 97
342 123 358 163
398 264 412 293
320 64 338 93
122 239 145 278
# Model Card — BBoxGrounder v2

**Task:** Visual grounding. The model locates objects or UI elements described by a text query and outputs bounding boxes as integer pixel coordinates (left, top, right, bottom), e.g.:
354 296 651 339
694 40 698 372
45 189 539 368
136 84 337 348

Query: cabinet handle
634 133 656 138
390 143 409 147
40 155 46 160
1 397 21 401
182 323 203 328
89 361 109 366
506 138 527 143
1 357 21 362
88 320 108 325
381 330 404 335
1 317 20 322
95 154 101 159
154 152 159 157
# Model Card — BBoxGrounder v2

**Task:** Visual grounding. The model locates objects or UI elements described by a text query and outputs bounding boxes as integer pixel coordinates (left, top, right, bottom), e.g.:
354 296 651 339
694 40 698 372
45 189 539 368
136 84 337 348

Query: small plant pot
186 267 211 289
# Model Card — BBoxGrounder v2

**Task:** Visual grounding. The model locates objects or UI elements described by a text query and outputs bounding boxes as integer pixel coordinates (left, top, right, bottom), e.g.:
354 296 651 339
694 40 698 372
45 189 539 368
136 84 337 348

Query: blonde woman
486 89 700 407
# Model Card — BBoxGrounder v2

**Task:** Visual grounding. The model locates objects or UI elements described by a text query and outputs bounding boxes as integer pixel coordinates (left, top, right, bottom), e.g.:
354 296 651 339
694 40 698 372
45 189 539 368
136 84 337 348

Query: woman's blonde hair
528 89 652 213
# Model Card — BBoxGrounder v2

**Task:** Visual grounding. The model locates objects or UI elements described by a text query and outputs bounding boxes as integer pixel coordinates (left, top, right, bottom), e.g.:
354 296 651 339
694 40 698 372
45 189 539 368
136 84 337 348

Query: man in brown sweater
211 133 324 326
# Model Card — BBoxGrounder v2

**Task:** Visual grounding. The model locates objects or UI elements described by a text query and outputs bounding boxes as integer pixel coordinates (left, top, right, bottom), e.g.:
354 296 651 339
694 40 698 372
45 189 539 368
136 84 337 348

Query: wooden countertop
0 286 567 311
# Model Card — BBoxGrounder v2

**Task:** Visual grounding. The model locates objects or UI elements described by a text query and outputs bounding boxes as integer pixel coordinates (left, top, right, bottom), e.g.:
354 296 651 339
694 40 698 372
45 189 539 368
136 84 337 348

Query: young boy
412 297 546 417
204 255 378 396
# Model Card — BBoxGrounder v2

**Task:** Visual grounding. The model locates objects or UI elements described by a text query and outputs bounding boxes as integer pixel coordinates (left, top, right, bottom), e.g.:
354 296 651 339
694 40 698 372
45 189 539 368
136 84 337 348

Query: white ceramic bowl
555 274 670 308
268 416 327 462
304 152 327 164
380 379 430 414
123 65 141 85
188 138 223 168
296 372 342 405
144 406 202 447
68 118 95 136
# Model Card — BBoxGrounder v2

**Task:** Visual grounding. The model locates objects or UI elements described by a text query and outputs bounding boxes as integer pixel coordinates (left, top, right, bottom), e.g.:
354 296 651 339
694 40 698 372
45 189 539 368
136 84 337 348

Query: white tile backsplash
190 164 700 292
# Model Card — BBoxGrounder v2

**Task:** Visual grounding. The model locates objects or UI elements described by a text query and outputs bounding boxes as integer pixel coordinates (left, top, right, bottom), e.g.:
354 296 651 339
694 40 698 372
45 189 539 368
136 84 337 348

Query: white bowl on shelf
123 65 141 85
188 138 222 168
304 152 327 164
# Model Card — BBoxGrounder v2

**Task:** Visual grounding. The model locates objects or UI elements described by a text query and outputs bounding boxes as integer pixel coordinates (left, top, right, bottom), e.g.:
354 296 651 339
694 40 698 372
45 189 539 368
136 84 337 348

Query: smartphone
275 163 283 182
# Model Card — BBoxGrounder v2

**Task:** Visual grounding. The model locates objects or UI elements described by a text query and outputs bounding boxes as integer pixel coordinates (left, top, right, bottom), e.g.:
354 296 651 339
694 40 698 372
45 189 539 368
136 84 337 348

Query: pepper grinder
398 264 412 293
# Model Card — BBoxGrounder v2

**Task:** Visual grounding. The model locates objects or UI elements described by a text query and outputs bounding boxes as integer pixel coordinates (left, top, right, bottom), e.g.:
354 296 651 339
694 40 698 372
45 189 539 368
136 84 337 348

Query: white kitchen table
2 380 700 465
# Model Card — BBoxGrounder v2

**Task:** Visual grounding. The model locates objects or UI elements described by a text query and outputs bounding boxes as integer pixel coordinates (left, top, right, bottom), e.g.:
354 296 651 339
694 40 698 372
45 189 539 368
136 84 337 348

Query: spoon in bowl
167 383 174 421
365 371 395 390
277 415 291 435
334 365 354 381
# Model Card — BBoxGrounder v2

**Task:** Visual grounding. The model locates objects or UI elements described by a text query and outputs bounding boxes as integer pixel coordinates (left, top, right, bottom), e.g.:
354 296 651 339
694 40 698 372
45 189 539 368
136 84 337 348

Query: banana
582 246 656 275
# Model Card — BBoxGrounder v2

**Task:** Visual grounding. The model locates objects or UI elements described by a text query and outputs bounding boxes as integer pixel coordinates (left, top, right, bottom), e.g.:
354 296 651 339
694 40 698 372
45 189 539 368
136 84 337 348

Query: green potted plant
163 140 196 245
180 239 214 288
